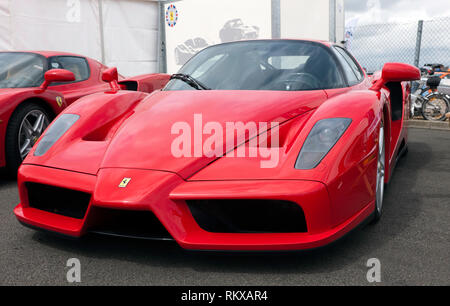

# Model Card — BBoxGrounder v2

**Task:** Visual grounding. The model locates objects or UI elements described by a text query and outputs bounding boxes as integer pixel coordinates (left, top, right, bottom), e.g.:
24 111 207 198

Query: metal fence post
271 0 281 39
414 20 423 67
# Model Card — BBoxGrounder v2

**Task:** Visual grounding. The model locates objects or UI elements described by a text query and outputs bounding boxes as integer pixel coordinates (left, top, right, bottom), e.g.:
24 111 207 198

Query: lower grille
187 199 307 233
26 183 91 219
87 207 173 240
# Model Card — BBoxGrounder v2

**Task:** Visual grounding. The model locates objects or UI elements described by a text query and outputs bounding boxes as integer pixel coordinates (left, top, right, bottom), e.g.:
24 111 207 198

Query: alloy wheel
376 123 385 214
18 110 49 160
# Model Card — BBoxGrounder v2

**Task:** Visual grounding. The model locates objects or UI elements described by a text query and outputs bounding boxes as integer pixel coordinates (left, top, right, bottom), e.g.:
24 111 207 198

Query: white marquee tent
0 0 163 76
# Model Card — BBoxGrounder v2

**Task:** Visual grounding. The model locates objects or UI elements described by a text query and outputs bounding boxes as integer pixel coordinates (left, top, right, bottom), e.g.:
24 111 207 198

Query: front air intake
26 183 91 219
186 199 307 233
87 207 173 240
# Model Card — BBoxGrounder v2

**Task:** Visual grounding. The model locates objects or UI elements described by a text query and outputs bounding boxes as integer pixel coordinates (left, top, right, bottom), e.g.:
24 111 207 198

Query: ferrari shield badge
56 96 63 107
166 4 178 27
118 178 131 188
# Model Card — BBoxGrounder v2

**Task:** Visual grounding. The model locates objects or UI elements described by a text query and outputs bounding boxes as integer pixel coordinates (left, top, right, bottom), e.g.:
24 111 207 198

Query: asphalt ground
0 128 448 285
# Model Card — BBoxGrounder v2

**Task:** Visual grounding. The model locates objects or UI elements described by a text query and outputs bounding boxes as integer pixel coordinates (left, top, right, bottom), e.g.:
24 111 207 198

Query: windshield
165 40 344 91
0 53 46 88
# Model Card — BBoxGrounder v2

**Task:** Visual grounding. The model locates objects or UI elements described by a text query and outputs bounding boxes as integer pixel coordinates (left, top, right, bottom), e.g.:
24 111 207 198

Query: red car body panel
0 51 170 168
14 41 420 251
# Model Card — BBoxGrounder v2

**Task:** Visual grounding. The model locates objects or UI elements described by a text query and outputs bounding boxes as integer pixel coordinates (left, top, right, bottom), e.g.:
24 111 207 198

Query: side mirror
382 63 421 83
102 67 120 92
371 63 420 91
40 69 75 90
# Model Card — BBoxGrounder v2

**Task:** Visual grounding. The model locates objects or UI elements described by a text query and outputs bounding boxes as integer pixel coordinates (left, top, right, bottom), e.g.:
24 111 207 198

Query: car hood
27 90 327 178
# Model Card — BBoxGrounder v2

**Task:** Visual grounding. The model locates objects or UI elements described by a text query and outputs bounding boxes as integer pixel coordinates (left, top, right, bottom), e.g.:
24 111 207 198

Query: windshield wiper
170 73 211 90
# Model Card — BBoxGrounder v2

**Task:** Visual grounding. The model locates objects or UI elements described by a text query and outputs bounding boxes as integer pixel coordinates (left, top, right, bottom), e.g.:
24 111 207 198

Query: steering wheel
283 73 321 90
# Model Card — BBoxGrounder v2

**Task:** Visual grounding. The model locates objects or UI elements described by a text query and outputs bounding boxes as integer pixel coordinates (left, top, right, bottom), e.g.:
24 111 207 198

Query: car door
47 56 108 105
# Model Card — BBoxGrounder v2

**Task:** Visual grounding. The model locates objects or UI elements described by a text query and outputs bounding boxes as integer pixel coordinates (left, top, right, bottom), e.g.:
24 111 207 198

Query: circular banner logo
166 4 178 27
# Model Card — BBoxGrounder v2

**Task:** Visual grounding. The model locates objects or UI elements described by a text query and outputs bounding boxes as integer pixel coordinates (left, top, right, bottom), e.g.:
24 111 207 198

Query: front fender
189 90 384 227
23 90 149 174
0 89 67 167
308 90 383 226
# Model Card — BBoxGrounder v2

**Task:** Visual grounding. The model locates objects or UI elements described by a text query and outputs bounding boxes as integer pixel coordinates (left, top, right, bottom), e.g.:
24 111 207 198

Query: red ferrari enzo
14 40 420 251
0 51 169 175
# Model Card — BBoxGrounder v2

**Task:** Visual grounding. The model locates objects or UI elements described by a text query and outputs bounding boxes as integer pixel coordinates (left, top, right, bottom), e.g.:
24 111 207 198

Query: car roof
284 39 333 47
216 38 333 47
0 50 88 58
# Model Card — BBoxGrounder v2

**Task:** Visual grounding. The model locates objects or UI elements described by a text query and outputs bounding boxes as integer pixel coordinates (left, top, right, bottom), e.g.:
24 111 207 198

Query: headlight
34 114 80 156
295 118 352 170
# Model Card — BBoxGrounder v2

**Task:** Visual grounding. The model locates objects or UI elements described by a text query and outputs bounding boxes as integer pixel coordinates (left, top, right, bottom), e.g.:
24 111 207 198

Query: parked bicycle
411 76 450 121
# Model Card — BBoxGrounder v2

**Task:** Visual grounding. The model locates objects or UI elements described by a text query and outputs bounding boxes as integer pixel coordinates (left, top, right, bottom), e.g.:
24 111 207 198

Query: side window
48 56 90 83
335 47 364 82
332 49 358 85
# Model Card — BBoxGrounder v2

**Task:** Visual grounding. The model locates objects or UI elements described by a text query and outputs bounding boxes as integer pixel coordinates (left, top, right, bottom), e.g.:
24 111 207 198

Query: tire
5 103 51 177
421 93 450 121
372 119 386 223
402 145 409 157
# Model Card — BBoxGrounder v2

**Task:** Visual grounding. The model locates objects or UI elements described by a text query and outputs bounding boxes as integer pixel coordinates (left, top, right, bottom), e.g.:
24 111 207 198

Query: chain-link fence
346 17 450 73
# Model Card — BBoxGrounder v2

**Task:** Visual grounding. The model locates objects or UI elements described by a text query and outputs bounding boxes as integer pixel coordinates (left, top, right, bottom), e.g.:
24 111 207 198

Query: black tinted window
165 40 345 91
48 56 89 82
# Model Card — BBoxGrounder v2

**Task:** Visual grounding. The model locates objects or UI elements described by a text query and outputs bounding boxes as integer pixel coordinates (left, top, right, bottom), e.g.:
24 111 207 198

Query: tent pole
98 0 106 64
271 0 281 39
158 1 167 73
329 0 336 43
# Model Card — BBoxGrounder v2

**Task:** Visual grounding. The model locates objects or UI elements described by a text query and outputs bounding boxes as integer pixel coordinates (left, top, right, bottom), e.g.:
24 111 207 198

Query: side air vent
119 80 138 91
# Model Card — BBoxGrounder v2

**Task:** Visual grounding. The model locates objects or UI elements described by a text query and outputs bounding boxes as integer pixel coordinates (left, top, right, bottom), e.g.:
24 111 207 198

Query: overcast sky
345 0 450 25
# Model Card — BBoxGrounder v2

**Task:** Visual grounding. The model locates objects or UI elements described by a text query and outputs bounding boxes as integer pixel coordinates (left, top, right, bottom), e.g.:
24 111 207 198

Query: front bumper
14 165 374 251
